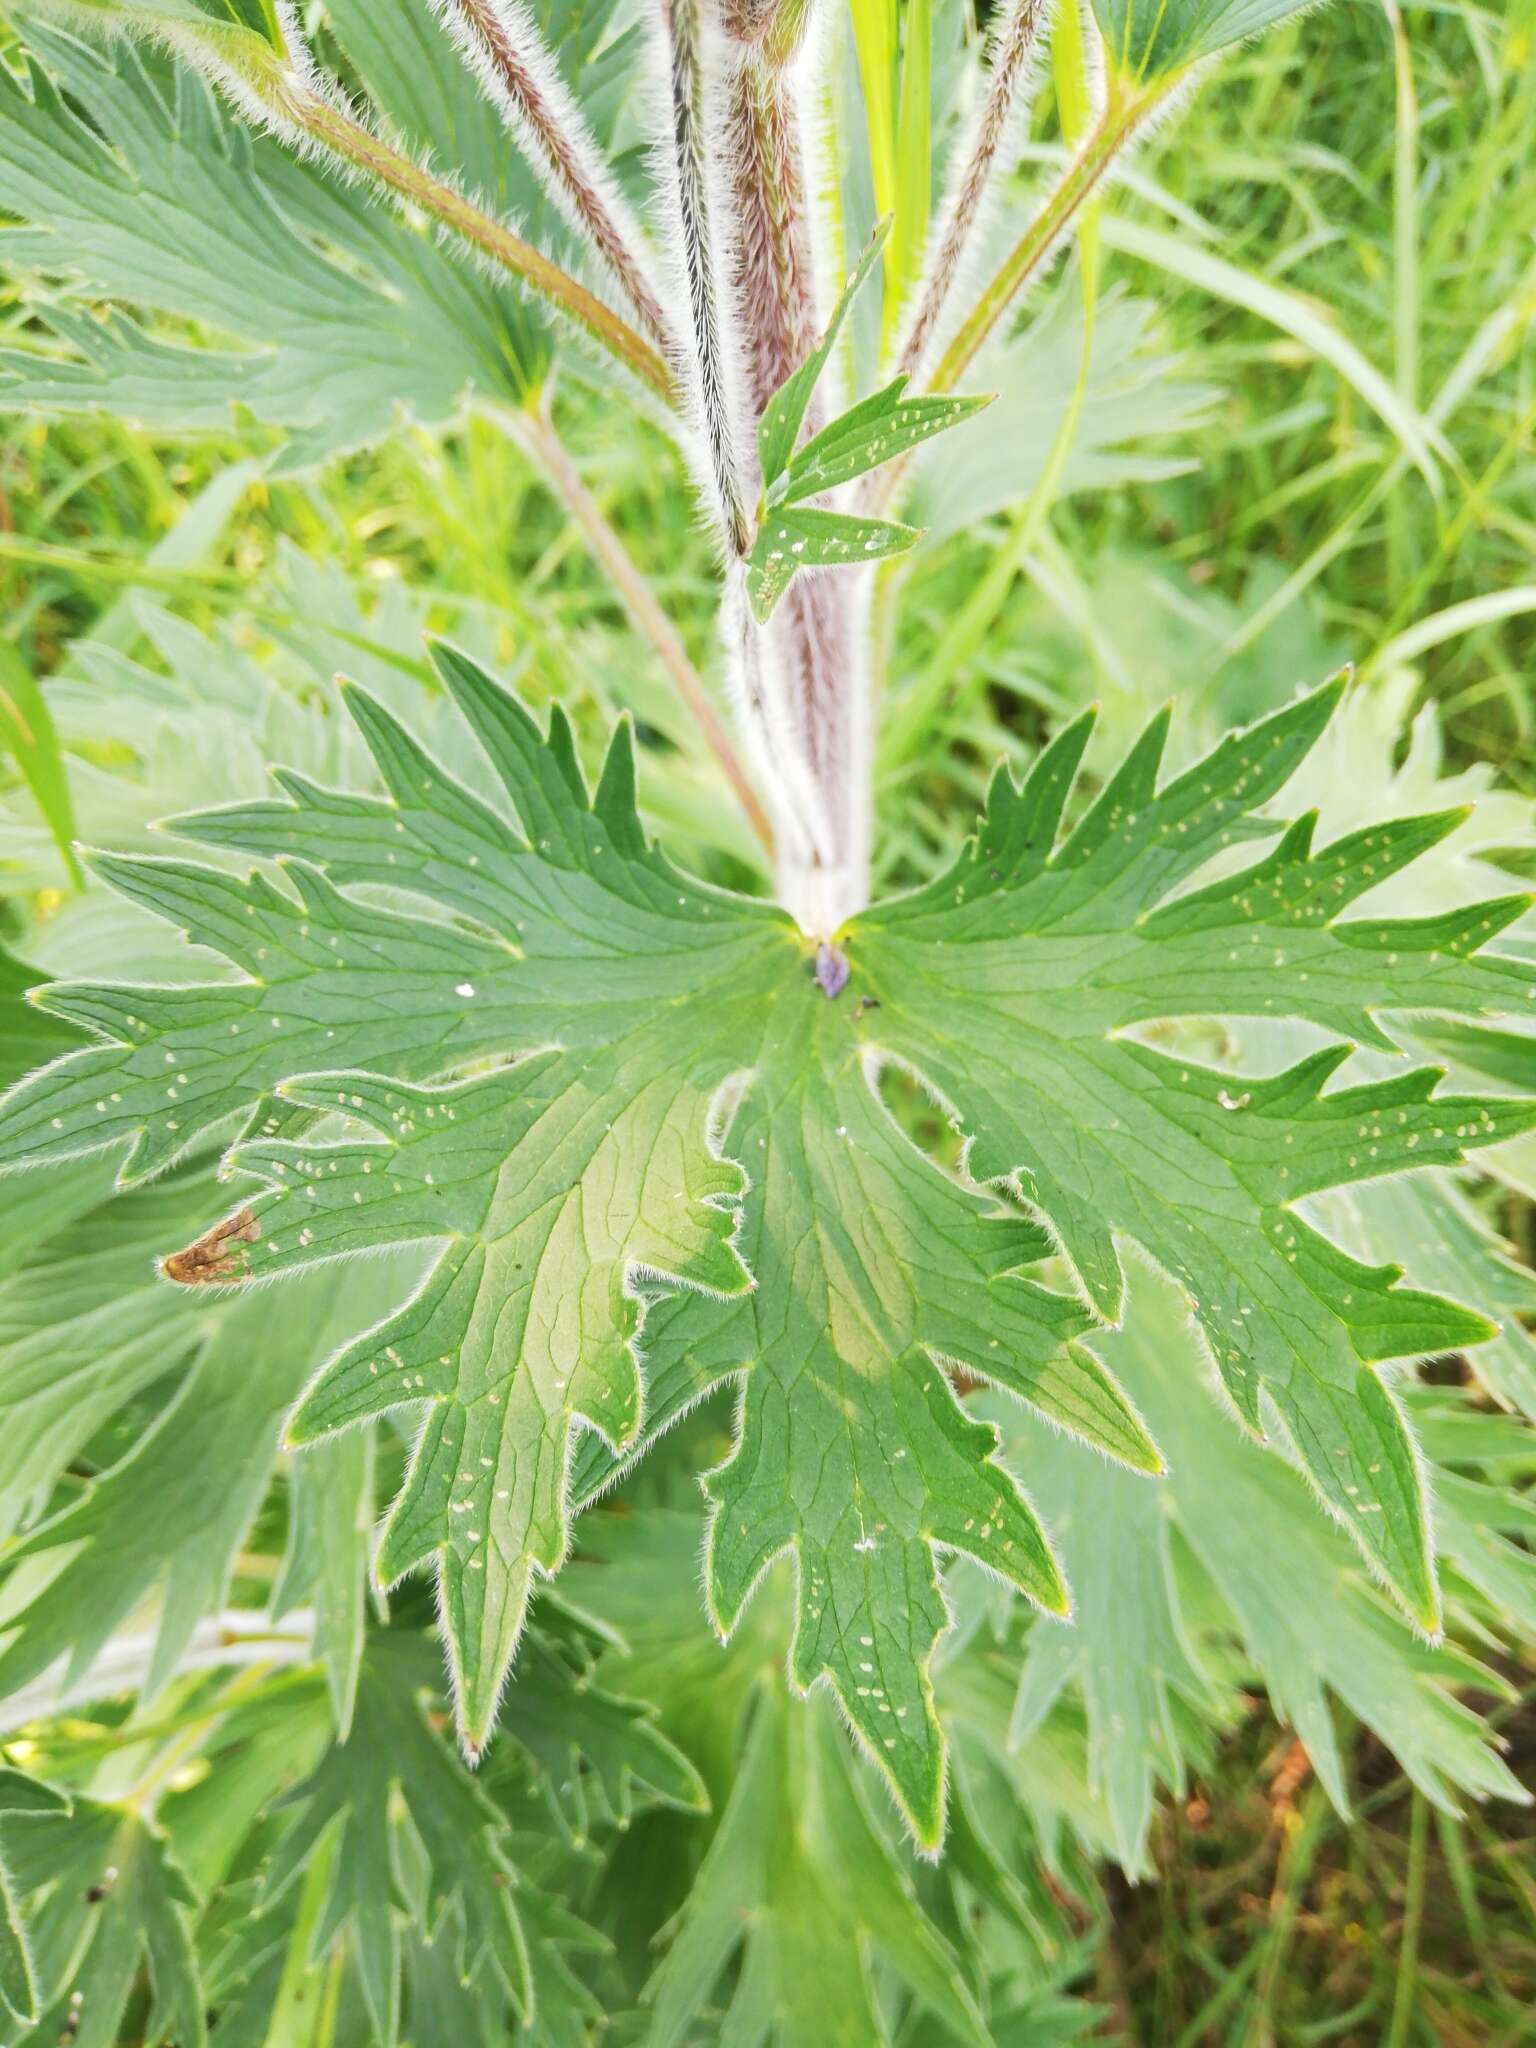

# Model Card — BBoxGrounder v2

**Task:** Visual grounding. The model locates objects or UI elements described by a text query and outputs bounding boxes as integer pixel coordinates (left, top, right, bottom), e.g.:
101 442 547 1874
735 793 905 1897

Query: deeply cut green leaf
3 1796 204 2048
0 16 613 465
3 655 1532 1846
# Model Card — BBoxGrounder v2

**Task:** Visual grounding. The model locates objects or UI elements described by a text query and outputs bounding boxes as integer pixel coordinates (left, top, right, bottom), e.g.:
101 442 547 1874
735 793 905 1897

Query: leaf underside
2 651 1532 1848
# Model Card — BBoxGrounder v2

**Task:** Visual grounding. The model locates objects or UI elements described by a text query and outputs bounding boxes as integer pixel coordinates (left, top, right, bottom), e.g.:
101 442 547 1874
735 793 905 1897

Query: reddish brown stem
439 0 677 356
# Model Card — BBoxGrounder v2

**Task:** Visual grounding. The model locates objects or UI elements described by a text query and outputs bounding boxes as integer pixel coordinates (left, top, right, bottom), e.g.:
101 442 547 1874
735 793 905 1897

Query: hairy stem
928 87 1163 397
31 3 673 390
436 0 678 356
719 1 869 931
297 96 675 400
510 403 776 861
897 0 1050 382
661 0 752 555
721 25 821 436
87 5 680 403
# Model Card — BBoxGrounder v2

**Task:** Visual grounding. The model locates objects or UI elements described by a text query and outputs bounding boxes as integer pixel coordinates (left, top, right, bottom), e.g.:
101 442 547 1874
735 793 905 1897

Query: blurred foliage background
0 0 1532 2040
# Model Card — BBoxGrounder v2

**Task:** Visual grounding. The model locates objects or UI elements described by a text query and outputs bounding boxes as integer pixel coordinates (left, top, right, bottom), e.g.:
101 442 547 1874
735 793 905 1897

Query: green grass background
0 0 1532 2038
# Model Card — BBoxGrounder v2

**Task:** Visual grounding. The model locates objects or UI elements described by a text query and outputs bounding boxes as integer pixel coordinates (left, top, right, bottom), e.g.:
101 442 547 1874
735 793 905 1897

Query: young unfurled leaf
772 378 993 507
746 506 921 622
747 228 986 621
271 1424 375 1738
3 655 1533 1847
755 217 891 488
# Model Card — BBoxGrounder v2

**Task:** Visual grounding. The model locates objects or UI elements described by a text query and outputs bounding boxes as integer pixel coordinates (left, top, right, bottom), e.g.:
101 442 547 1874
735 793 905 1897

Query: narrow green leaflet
258 1634 533 2045
747 506 923 621
745 218 985 622
1006 1261 1527 1873
1319 1171 1536 1420
756 218 891 486
3 658 1532 1848
3 1796 204 2048
0 1770 68 2029
271 1427 376 1736
644 1688 990 2048
1405 1390 1536 1637
773 380 993 506
1408 1016 1536 1095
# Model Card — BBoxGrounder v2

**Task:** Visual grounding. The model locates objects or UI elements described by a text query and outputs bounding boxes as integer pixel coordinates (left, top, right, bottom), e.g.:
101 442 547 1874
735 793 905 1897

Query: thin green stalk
507 402 776 862
1244 1785 1334 2045
1386 1791 1429 2048
1383 0 1420 594
928 88 1163 397
890 0 932 339
297 97 674 401
261 1827 341 2048
850 0 899 292
880 0 1103 768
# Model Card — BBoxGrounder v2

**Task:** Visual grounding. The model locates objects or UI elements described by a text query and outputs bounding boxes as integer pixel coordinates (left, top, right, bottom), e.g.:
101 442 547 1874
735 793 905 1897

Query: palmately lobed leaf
3 1794 203 2048
1007 1258 1533 1874
0 15 562 465
2 653 1532 1847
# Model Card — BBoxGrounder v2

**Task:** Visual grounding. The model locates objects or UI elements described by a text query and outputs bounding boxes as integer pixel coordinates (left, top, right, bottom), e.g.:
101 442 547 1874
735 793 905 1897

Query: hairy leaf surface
0 8 634 466
3 1797 203 2048
1008 1260 1530 1871
3 656 1532 1845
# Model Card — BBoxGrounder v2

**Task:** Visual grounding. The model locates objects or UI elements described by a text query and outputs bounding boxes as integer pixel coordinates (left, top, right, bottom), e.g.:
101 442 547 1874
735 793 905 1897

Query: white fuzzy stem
897 0 1053 384
434 0 678 354
717 0 870 931
658 0 753 555
511 401 776 859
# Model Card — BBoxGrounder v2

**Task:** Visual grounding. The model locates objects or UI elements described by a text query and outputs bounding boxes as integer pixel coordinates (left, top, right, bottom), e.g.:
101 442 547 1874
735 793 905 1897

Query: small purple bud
815 943 850 1000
